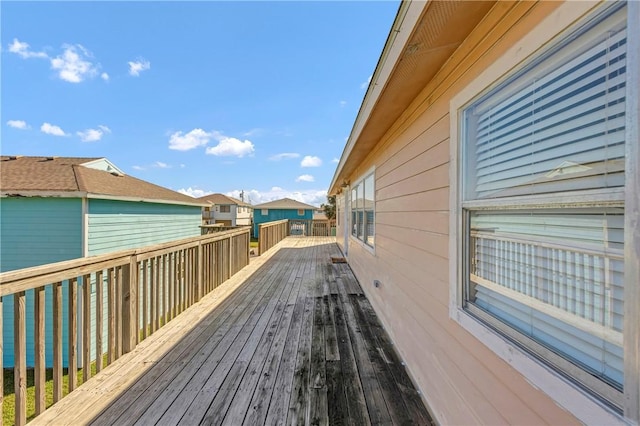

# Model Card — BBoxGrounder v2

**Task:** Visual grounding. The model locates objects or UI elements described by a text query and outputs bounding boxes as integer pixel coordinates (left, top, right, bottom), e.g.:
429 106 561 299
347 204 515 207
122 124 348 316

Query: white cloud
50 44 98 83
339 100 347 107
301 155 322 168
76 125 110 142
168 128 212 151
177 187 211 198
128 58 150 76
206 136 255 157
7 120 29 130
361 74 372 90
168 128 255 157
269 152 300 161
296 174 315 182
9 40 105 83
40 122 67 136
8 38 47 59
132 161 171 171
242 128 265 137
332 158 340 163
226 188 327 207
77 129 102 142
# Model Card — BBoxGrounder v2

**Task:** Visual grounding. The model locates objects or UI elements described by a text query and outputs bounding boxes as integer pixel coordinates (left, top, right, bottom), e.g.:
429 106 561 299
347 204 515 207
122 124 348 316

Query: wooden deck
31 237 432 425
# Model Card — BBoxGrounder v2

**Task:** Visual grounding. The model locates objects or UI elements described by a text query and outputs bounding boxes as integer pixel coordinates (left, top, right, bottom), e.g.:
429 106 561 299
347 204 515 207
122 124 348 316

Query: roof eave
1 191 88 198
1 191 206 207
329 0 428 195
86 193 207 207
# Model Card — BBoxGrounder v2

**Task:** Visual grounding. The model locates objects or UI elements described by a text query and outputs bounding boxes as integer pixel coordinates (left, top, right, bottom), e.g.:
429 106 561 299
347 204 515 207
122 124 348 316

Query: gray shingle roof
198 193 253 207
252 197 317 210
1 156 203 206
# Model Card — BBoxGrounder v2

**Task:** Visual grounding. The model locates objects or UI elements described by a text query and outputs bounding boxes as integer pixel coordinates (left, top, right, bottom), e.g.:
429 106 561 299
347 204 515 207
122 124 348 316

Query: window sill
450 307 625 425
349 234 375 256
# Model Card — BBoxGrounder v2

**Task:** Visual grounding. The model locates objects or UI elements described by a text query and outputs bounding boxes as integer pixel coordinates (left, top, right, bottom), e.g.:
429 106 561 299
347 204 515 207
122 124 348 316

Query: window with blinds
350 171 375 247
461 3 626 407
464 5 626 201
351 187 358 237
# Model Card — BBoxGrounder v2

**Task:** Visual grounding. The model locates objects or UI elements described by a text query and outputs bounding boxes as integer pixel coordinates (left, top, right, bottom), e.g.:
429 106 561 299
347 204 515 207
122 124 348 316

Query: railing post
122 256 138 353
68 278 78 391
34 286 46 414
229 235 234 275
197 242 204 301
247 231 251 265
14 292 26 426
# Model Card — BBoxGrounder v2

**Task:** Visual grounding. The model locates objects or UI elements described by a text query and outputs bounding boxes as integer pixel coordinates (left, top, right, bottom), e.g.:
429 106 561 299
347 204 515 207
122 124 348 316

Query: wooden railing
258 220 289 255
200 224 250 235
0 228 250 425
288 219 336 237
257 219 336 255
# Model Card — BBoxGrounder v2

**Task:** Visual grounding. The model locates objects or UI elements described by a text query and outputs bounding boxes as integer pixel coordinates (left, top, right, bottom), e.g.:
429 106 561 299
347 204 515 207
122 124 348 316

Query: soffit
332 0 495 192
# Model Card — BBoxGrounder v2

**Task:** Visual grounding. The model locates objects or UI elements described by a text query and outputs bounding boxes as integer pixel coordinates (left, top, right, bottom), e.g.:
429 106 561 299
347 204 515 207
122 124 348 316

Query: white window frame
261 209 268 215
297 209 304 216
349 168 376 253
449 2 638 424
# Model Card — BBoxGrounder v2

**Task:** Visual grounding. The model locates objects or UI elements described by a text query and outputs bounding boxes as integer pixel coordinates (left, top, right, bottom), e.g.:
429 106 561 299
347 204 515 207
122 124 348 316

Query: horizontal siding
340 1 581 424
86 199 202 362
0 197 83 272
87 199 202 255
1 197 82 367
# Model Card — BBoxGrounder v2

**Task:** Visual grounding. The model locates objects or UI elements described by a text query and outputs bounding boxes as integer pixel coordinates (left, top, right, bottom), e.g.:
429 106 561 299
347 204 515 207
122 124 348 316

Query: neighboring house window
220 205 231 213
261 209 268 215
350 171 375 247
298 209 304 216
458 3 627 408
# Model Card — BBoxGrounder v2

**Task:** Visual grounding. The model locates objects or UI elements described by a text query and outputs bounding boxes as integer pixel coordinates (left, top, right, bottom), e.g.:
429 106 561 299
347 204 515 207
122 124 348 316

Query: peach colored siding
339 1 590 424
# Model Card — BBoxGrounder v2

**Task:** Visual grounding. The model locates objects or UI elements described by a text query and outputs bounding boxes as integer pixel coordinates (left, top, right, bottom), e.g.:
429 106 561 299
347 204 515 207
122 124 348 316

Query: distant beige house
198 193 253 227
330 1 638 425
312 208 327 220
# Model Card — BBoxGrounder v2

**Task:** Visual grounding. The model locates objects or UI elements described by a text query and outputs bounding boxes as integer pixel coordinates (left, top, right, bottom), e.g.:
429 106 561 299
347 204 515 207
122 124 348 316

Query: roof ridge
71 164 84 191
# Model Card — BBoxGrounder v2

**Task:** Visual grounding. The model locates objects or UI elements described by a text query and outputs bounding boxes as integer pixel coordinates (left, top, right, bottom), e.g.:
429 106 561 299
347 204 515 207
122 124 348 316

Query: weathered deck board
31 237 432 426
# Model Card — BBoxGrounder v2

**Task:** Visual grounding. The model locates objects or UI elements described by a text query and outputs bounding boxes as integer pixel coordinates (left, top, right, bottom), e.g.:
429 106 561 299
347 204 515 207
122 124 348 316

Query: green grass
3 355 106 425
250 237 258 249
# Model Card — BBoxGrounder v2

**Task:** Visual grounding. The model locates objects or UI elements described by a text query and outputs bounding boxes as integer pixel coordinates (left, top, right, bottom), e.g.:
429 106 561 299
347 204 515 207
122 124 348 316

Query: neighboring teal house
0 155 205 367
252 198 316 237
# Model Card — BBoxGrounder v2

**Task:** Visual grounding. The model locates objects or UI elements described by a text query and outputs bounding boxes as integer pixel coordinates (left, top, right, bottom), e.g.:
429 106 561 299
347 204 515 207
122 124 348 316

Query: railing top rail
259 219 288 229
0 227 249 294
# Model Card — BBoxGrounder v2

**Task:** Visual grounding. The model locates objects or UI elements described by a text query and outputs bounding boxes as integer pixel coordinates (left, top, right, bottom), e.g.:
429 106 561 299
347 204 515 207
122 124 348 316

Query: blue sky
1 1 398 206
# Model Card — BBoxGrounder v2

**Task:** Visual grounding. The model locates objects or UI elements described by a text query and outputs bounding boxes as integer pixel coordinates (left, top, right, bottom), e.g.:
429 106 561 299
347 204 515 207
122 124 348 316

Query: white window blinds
464 6 627 200
469 208 625 387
